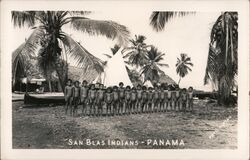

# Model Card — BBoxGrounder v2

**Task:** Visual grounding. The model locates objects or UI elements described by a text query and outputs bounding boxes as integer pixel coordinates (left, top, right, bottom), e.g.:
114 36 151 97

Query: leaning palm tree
140 46 168 84
123 35 152 67
150 11 195 31
204 12 238 105
12 11 130 91
175 53 193 85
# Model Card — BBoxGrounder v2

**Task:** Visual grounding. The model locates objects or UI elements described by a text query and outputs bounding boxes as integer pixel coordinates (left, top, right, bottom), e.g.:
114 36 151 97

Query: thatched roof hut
12 43 43 88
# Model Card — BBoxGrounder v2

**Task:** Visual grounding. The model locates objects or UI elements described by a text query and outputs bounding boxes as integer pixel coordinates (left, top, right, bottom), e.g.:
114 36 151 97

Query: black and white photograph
1 0 249 159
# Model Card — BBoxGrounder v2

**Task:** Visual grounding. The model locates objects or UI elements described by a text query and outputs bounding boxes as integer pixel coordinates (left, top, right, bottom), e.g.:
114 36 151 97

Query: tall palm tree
204 12 238 105
123 35 152 67
140 46 168 84
149 12 195 31
11 11 130 91
176 53 193 85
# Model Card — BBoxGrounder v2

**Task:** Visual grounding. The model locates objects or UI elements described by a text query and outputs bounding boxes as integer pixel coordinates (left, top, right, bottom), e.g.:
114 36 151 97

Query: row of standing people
64 79 194 117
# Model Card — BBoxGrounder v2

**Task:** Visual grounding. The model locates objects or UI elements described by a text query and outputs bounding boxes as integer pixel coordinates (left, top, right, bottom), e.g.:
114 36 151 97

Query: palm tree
149 12 195 31
204 12 238 105
140 46 168 84
123 35 152 67
176 53 193 85
11 11 130 91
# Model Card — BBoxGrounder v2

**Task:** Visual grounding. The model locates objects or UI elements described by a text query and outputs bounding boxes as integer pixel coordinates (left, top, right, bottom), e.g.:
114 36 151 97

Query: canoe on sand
24 93 65 105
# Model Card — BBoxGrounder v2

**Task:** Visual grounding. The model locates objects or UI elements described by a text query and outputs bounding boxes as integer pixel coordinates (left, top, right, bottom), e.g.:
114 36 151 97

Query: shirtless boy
159 85 165 112
64 79 74 115
80 80 88 116
88 84 96 116
96 84 105 116
131 87 137 114
153 85 160 112
105 87 113 116
73 81 81 116
141 86 148 113
112 86 119 115
181 88 188 112
171 90 177 111
147 87 154 113
166 86 172 111
187 86 194 111
125 86 131 114
136 85 143 114
118 82 125 115
175 88 181 111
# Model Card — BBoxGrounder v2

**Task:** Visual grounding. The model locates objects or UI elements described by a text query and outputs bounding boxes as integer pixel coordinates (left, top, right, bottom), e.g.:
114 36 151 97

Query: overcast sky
11 11 221 91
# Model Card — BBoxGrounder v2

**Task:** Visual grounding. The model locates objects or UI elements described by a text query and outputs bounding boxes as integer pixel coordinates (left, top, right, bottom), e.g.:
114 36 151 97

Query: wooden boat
193 91 218 99
24 93 65 105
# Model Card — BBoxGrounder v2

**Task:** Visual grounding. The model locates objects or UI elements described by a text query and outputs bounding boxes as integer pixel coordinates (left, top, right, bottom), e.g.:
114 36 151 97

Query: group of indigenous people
64 79 194 117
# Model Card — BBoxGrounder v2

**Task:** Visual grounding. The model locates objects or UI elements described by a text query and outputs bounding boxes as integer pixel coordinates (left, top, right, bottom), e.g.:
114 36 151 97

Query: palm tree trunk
54 59 68 95
55 67 65 94
19 81 22 92
46 70 53 92
178 76 181 85
48 79 52 93
217 79 222 105
25 81 28 93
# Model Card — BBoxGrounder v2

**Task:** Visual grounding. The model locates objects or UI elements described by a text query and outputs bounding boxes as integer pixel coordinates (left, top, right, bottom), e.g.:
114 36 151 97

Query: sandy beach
12 99 237 149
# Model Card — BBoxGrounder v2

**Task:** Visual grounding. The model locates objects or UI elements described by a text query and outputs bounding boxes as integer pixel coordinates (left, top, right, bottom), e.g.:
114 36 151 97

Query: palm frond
15 28 45 59
103 53 112 59
12 11 36 27
183 57 191 62
153 53 165 62
70 17 130 46
136 35 147 43
123 51 134 59
185 62 194 66
124 60 132 65
122 47 137 53
150 11 195 31
110 44 120 55
157 63 169 67
180 53 187 61
68 11 92 16
186 65 192 71
61 34 104 74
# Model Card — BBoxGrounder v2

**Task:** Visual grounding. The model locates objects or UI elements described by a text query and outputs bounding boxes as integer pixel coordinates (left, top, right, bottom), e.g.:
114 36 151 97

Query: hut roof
159 73 176 85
